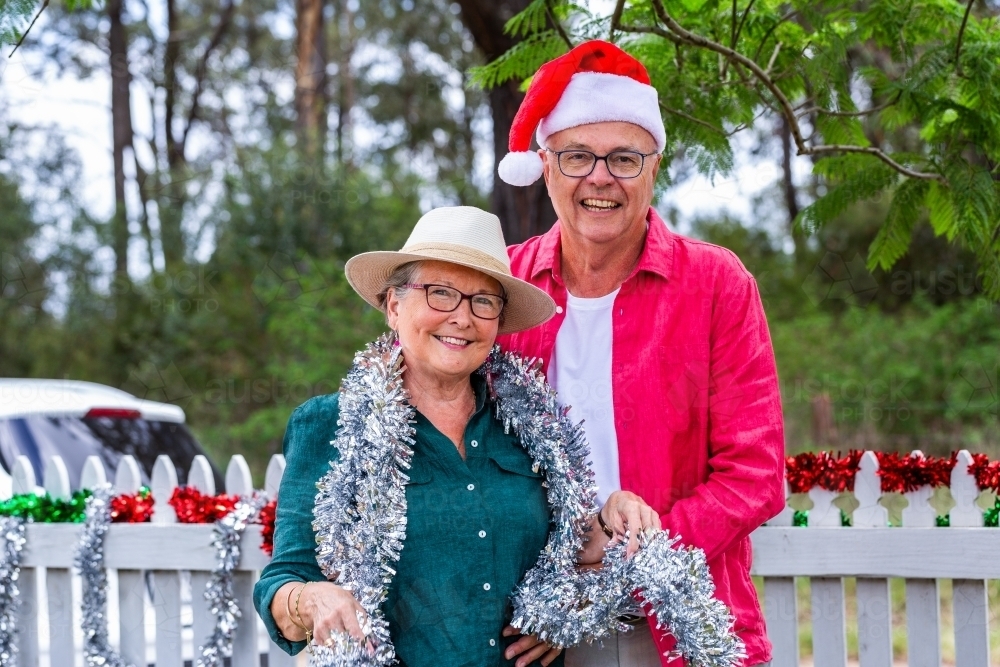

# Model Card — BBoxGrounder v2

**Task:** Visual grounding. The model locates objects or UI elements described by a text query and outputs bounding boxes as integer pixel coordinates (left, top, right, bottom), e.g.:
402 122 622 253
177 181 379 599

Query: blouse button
483 583 491 591
470 440 478 447
489 639 496 647
478 530 487 538
555 306 564 314
467 484 475 491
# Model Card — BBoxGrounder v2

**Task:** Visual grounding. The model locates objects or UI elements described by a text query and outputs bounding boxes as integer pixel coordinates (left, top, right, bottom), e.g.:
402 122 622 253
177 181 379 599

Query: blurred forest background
1 0 999 476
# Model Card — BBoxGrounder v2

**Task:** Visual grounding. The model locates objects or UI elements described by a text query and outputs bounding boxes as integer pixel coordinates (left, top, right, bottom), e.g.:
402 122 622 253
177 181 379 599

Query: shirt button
483 583 491 591
467 484 475 491
489 639 496 647
479 530 486 538
470 440 478 447
555 306 564 314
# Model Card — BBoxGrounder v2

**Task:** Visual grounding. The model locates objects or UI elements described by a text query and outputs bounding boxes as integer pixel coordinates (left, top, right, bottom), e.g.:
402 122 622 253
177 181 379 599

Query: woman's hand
502 625 562 666
578 490 661 564
271 581 371 647
300 581 372 646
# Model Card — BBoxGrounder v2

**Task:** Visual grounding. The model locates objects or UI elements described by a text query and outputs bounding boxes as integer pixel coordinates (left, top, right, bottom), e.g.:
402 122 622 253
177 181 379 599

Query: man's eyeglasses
403 284 507 320
546 149 659 179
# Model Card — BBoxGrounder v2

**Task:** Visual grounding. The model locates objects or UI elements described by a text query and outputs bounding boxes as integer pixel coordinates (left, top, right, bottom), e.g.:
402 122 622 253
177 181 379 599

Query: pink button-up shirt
499 207 785 666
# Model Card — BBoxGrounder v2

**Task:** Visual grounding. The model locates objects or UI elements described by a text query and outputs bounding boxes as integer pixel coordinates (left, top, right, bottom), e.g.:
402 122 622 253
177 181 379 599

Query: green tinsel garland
0 490 91 522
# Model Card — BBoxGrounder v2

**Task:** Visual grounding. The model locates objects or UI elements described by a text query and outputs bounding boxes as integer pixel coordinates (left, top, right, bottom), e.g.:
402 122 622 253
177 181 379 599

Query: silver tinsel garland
309 335 744 667
197 494 268 667
75 485 134 667
0 516 26 666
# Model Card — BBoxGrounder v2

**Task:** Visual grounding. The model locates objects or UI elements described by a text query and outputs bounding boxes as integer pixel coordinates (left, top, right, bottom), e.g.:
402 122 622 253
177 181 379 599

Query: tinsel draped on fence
309 335 744 667
0 517 26 666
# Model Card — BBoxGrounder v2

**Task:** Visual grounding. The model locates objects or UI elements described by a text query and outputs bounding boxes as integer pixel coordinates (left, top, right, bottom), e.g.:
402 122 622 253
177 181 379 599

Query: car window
0 416 221 490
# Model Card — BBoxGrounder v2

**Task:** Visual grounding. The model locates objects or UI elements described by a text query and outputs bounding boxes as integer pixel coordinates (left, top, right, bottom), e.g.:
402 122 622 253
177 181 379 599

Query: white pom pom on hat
497 151 545 187
497 40 666 187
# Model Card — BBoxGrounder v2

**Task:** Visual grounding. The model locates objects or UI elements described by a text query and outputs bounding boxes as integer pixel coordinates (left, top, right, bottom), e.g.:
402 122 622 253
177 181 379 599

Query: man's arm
659 267 785 562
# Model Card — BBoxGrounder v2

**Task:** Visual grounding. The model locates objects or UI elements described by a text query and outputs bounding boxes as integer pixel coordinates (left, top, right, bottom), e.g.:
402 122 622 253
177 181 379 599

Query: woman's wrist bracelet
288 582 313 644
597 509 614 538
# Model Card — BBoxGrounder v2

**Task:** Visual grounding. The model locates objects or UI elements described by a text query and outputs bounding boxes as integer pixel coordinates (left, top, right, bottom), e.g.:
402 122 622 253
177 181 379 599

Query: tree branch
609 0 626 38
647 0 945 183
545 0 574 49
659 101 725 134
796 93 900 118
9 0 49 57
180 0 236 155
955 0 974 74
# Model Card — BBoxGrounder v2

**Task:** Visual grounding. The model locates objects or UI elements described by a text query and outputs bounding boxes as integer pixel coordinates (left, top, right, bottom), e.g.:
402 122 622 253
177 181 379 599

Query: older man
497 41 785 667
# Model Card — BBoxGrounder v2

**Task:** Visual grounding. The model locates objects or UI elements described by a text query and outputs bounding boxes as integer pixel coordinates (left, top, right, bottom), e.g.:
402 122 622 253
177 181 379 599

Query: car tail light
85 408 142 419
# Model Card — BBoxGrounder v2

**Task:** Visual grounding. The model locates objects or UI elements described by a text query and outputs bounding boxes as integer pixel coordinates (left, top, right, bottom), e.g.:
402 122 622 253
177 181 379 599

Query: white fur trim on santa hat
536 72 665 151
498 150 544 187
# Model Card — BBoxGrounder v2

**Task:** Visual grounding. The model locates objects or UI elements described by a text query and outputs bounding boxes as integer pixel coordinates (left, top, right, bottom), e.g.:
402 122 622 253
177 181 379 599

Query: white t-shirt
547 288 621 506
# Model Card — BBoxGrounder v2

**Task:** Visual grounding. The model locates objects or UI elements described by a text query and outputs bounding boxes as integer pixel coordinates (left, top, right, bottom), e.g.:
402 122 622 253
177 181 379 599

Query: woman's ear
385 288 401 330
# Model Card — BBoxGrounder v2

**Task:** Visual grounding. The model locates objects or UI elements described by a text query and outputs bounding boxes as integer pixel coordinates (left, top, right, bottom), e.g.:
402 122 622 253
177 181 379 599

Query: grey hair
377 261 424 309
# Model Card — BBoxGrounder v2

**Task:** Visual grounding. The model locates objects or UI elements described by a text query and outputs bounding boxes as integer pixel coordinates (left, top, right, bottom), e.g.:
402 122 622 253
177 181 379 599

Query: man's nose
585 156 616 186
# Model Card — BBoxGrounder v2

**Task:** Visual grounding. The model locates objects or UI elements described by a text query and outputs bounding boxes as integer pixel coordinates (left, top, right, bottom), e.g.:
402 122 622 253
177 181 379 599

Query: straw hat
345 206 556 334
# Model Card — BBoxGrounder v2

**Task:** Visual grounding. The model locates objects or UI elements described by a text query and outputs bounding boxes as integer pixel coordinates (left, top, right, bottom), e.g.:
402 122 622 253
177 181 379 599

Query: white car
0 378 221 495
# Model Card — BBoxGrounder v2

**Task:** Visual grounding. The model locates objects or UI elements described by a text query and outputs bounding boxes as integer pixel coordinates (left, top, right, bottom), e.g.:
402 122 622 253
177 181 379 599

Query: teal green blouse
253 375 564 667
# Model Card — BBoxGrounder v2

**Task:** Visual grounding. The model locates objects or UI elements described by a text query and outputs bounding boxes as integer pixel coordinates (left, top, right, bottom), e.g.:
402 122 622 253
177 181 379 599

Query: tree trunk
779 115 808 269
333 0 354 168
454 0 557 244
160 0 186 271
490 80 557 244
108 0 132 279
295 0 327 157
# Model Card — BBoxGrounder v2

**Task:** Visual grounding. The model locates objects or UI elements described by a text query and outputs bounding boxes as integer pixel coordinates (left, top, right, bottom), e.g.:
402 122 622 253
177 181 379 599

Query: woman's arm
577 490 661 565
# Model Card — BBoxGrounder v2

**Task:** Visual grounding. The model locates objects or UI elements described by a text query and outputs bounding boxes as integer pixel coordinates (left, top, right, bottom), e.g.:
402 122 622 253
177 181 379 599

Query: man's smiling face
540 121 660 248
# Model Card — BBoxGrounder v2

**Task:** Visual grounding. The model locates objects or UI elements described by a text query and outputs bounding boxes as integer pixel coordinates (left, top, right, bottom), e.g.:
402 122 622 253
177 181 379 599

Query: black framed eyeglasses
403 284 507 320
546 148 659 179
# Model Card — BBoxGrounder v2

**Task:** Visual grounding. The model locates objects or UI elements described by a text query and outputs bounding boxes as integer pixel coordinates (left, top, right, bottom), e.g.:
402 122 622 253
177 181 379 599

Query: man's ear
539 147 553 189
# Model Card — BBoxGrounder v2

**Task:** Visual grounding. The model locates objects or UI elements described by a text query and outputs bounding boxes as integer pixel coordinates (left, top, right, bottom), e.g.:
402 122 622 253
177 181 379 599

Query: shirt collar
529 206 674 283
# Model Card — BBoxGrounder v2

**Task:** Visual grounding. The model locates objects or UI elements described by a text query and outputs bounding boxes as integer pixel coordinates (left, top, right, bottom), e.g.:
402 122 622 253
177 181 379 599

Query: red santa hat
497 40 666 187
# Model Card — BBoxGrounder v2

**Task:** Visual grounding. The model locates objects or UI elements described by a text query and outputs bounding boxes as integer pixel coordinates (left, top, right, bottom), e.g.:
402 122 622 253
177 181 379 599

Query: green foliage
0 0 94 46
478 0 1000 297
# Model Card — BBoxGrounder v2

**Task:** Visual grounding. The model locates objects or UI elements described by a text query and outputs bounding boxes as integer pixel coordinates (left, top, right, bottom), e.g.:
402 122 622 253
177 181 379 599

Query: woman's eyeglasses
403 284 506 320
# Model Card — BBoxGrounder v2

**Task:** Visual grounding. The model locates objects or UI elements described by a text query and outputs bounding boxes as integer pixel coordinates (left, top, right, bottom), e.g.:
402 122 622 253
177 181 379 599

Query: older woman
254 206 659 667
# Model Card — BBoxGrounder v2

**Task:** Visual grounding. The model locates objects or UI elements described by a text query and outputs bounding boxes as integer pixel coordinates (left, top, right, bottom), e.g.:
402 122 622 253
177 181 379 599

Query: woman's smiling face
386 260 502 385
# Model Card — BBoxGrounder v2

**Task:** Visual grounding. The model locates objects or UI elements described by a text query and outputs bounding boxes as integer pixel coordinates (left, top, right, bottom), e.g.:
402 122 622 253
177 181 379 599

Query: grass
753 577 1000 665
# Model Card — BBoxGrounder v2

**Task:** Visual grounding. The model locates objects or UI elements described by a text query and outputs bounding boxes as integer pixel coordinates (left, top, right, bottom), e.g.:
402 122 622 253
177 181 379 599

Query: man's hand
502 625 562 666
600 490 661 557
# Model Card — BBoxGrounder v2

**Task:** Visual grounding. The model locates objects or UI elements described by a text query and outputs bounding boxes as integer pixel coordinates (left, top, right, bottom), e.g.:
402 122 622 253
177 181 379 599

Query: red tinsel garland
969 454 1000 494
168 487 239 523
258 500 276 556
110 488 155 523
167 486 276 554
787 450 994 494
785 451 863 493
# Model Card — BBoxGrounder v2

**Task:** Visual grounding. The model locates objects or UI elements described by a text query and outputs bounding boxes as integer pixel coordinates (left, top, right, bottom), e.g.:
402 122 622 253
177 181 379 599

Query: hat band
400 242 512 277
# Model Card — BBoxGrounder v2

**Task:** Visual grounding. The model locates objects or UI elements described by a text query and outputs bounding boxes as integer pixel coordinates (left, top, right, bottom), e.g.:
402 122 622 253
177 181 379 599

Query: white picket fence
753 449 1000 667
3 451 294 667
2 448 998 666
